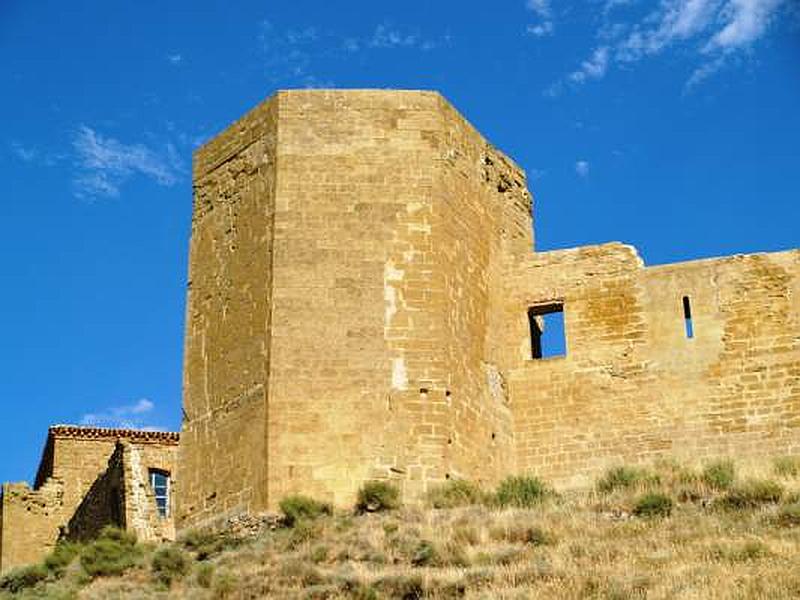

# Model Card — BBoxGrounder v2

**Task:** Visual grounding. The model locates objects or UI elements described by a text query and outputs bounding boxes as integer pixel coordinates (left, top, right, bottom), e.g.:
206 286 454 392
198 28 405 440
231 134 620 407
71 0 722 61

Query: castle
2 90 799 572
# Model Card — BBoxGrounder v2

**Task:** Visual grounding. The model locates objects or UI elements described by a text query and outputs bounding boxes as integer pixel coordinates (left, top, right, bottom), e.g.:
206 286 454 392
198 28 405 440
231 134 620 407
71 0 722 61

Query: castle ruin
2 89 799 570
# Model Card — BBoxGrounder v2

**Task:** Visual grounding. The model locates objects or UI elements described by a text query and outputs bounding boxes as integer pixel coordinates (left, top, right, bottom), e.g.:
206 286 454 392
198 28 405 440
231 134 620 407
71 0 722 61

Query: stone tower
178 90 532 528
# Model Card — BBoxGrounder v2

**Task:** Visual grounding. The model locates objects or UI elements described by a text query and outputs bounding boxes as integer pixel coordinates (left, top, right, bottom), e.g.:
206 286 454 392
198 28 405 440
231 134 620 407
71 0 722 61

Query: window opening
149 469 170 518
528 303 566 359
682 296 694 339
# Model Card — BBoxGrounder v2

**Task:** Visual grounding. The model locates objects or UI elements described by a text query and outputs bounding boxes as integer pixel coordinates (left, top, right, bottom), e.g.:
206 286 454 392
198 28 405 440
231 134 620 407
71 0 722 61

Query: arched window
148 469 170 518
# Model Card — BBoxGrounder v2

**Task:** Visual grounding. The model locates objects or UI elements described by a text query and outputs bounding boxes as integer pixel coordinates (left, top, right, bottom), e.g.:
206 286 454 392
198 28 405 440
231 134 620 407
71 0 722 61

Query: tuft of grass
372 573 425 599
720 478 784 510
702 459 736 490
426 479 487 509
0 563 49 593
710 541 770 563
773 456 800 478
279 494 333 527
776 502 800 527
597 466 658 493
410 540 439 566
179 528 242 560
79 526 142 579
356 481 401 513
195 562 215 588
632 493 674 518
495 475 551 508
151 545 191 587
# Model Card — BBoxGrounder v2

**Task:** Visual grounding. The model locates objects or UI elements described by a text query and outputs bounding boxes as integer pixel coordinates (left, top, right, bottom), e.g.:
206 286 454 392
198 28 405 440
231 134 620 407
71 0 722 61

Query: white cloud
525 0 555 36
10 141 37 162
575 160 590 177
167 53 182 65
706 0 782 50
549 0 786 93
72 126 183 199
81 398 158 430
569 46 610 83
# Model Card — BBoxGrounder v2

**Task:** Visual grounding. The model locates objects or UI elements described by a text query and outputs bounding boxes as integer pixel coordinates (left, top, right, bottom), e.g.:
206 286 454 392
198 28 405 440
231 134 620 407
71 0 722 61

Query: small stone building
0 426 179 573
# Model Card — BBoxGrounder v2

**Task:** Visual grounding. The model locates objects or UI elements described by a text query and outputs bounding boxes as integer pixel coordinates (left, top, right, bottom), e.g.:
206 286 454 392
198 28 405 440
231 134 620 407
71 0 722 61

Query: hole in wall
683 296 694 339
528 303 567 359
420 388 429 395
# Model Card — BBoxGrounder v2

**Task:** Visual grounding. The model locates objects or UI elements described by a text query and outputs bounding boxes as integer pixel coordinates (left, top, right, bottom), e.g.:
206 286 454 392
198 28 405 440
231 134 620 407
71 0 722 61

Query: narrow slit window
528 303 566 359
149 469 171 518
682 295 694 339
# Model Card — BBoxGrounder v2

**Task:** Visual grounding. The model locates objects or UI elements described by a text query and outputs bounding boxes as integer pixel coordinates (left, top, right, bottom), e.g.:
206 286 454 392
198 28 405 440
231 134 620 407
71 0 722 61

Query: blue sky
1 0 798 484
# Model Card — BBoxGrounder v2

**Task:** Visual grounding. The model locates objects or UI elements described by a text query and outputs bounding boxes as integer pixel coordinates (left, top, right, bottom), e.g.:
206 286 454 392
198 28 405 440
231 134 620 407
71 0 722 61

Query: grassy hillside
3 457 800 599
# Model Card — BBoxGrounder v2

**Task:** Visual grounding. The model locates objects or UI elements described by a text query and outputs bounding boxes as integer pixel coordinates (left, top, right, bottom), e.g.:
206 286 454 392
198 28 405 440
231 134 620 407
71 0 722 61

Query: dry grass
4 459 800 599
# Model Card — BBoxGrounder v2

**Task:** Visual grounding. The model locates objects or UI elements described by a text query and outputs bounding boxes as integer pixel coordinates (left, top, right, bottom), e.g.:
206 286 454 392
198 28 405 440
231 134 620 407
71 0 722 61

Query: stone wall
179 96 278 528
500 244 800 486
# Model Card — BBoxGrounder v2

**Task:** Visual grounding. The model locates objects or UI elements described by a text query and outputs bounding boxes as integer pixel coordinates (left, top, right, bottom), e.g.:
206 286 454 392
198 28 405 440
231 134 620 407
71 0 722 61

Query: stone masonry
178 89 800 529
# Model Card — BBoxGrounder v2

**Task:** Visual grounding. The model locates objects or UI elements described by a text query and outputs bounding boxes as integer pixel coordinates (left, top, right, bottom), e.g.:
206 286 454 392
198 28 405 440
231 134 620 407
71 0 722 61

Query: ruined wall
179 97 279 527
0 479 64 573
500 244 800 485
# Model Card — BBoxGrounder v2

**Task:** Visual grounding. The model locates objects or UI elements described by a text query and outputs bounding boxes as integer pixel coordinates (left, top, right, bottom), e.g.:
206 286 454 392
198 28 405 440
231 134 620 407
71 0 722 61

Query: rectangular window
683 295 694 339
528 303 567 359
149 469 170 518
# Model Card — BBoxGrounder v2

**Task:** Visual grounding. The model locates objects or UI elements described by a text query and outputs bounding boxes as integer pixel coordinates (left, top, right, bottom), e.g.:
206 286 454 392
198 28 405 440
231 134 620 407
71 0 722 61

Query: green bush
279 494 333 527
0 563 49 593
356 481 401 513
426 479 487 509
773 456 800 478
597 466 658 493
721 478 783 510
79 526 142 578
632 493 674 518
702 460 736 490
776 502 800 527
43 541 82 575
151 545 191 586
495 475 551 508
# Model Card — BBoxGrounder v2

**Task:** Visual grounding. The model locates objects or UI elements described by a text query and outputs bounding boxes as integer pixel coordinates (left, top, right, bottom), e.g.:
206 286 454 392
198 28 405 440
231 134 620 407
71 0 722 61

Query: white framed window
149 469 170 518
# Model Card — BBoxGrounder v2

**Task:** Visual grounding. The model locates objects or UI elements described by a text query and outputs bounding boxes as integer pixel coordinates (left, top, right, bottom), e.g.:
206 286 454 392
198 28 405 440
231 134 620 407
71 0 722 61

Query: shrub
495 475 551 508
776 502 800 527
426 479 487 509
43 541 82 575
632 493 673 518
356 481 401 513
702 460 736 490
279 494 333 527
721 479 784 510
0 564 49 593
597 466 658 493
80 526 142 578
774 456 800 478
151 545 191 586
